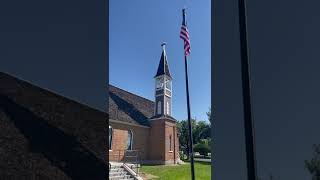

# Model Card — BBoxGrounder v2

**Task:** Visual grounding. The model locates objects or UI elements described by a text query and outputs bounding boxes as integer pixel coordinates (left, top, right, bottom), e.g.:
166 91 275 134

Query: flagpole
184 54 195 180
238 0 258 180
182 8 195 180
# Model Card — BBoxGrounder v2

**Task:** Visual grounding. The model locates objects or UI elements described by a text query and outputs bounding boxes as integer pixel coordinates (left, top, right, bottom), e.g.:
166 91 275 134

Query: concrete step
109 172 128 177
109 175 132 180
110 165 122 169
110 168 125 173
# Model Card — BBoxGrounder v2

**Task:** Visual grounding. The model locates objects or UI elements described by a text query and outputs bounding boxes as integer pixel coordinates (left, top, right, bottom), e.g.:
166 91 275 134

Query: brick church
109 44 181 165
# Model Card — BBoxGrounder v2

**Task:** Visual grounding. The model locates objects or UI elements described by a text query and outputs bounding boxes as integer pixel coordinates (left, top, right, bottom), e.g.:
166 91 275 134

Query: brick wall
147 118 179 164
109 121 149 162
164 120 179 163
148 120 165 161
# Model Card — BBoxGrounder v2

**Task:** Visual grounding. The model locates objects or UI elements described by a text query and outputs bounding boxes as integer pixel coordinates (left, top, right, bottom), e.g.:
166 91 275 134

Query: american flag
180 9 191 56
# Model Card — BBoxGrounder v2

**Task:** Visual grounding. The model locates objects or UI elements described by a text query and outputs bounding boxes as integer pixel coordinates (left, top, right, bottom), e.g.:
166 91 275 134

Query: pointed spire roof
154 42 172 79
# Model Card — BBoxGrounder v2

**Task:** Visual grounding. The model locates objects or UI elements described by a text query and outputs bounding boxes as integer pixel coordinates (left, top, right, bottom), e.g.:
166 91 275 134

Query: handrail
123 150 140 175
110 149 140 175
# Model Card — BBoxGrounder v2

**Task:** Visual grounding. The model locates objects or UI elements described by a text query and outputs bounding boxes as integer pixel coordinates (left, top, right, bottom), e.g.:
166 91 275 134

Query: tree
206 107 212 124
305 144 320 180
177 119 196 160
194 142 210 156
177 118 211 160
193 120 210 144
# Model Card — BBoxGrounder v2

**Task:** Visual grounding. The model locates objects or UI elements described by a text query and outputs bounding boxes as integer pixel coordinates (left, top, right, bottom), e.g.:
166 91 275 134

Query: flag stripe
180 25 191 56
180 31 189 39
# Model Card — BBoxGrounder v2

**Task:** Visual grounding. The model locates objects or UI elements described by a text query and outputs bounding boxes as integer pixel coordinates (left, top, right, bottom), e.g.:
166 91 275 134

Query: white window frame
126 130 133 150
109 126 112 151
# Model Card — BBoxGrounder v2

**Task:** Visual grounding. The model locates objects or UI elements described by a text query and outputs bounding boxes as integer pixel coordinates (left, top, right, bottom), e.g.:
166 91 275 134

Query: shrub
194 143 210 156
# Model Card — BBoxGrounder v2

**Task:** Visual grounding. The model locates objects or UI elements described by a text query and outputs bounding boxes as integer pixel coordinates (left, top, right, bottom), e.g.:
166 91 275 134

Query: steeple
154 42 172 79
154 42 173 117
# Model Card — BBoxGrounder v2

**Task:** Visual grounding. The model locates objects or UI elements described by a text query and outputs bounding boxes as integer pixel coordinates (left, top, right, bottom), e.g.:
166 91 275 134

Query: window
126 130 133 150
169 135 172 152
166 101 170 115
165 79 171 90
157 101 161 115
109 126 112 150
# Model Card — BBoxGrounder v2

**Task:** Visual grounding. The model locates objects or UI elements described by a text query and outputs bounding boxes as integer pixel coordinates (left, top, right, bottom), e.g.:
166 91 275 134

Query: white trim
109 126 113 150
171 80 173 116
122 163 143 180
163 80 165 116
169 134 172 151
127 129 133 150
109 119 150 128
149 117 176 122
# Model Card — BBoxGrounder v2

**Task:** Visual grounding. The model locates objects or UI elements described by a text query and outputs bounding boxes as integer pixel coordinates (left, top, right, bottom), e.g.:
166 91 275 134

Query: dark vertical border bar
106 0 110 179
211 0 214 178
238 0 257 180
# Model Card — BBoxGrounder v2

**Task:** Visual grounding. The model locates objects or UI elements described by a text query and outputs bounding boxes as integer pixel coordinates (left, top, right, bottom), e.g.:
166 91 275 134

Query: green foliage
194 142 210 156
206 107 212 123
177 107 212 159
193 120 210 143
305 144 320 180
177 119 197 159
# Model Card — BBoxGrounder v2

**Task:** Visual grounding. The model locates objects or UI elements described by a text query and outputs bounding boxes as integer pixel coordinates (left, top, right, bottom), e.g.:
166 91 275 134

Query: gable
109 85 154 127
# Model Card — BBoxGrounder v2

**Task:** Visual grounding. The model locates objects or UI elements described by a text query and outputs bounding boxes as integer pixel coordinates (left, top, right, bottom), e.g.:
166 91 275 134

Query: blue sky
109 0 211 122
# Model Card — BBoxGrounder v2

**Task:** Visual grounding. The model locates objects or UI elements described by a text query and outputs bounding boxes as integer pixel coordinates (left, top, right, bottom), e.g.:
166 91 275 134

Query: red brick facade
109 121 149 162
109 118 180 165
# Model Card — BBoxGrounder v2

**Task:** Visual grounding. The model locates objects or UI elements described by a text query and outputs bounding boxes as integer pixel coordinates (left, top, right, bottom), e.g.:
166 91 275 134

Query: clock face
165 80 171 89
156 79 164 89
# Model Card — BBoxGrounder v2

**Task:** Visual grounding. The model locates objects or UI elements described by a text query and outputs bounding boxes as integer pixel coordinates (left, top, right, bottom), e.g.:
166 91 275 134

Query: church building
109 43 181 164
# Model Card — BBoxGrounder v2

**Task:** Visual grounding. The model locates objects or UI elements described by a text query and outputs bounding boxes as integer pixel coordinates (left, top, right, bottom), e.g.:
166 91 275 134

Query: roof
154 47 172 79
0 72 106 179
109 85 154 126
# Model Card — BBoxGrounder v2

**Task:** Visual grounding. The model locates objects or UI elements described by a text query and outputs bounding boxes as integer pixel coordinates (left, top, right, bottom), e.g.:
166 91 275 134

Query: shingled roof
0 72 106 179
154 46 172 79
109 85 154 127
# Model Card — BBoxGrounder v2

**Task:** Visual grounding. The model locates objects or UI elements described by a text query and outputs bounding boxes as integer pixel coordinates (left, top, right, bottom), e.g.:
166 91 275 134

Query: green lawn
140 161 211 180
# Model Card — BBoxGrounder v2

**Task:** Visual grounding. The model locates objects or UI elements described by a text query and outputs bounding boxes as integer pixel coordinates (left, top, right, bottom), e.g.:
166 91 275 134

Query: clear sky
109 0 211 122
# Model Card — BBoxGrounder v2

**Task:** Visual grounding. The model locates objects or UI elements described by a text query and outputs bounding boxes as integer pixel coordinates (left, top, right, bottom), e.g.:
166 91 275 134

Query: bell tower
154 42 172 116
148 42 180 165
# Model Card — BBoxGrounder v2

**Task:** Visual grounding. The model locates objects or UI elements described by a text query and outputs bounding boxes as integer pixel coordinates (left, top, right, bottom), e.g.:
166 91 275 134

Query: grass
140 161 211 180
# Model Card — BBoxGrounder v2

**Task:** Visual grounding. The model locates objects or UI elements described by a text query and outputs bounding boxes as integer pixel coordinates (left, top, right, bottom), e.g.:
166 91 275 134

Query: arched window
126 130 133 150
109 126 112 150
157 101 161 115
166 101 170 115
169 135 172 151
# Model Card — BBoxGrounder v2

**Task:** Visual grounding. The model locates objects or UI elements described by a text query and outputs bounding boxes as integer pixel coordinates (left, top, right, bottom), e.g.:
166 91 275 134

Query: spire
154 42 172 79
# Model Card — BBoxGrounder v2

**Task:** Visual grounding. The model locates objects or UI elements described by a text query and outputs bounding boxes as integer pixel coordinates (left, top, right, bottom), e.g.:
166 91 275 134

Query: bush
194 143 210 156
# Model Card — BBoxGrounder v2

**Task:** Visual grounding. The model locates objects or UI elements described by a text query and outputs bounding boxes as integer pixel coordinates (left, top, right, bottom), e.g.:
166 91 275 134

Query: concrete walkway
194 158 211 162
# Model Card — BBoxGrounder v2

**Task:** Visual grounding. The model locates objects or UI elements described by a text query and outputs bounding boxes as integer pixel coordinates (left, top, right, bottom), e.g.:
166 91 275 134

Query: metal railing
124 150 140 175
110 149 140 175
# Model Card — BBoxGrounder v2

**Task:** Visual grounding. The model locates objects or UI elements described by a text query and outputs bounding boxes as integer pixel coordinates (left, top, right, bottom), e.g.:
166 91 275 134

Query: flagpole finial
161 42 166 50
